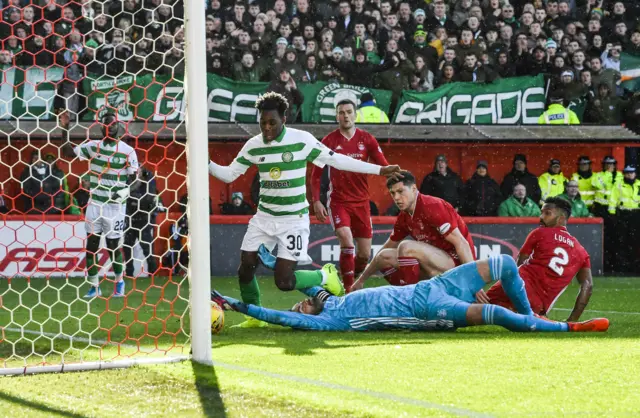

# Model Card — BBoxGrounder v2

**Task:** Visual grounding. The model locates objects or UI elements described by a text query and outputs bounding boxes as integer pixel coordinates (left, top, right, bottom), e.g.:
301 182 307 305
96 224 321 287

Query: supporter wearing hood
419 155 464 210
500 154 542 205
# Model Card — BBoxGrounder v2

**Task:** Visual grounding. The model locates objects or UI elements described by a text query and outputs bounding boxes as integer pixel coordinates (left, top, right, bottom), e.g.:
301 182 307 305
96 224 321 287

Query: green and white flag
620 52 640 92
0 67 64 120
298 82 392 123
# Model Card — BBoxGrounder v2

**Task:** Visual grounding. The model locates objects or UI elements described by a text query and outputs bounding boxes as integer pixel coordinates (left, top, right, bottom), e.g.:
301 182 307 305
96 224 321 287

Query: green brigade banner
0 67 64 120
298 82 392 123
83 73 393 123
393 74 547 124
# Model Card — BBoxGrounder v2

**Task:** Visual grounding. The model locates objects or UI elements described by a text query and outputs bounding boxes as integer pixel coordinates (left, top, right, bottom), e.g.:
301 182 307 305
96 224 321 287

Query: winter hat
513 154 527 164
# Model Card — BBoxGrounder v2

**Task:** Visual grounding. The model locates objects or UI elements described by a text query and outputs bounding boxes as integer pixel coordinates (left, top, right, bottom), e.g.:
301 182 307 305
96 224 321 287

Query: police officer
537 93 581 125
592 155 622 271
608 166 640 273
355 93 390 124
538 158 568 205
123 166 159 277
571 156 596 209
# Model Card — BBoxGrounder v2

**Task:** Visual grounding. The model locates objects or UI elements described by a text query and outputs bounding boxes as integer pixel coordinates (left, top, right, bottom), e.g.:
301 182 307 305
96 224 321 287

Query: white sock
320 269 328 286
88 276 99 287
115 275 124 283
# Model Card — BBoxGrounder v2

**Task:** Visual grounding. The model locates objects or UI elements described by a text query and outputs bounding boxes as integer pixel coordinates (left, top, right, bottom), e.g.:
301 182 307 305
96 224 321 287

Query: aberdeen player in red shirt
311 99 390 292
352 171 477 291
487 196 593 321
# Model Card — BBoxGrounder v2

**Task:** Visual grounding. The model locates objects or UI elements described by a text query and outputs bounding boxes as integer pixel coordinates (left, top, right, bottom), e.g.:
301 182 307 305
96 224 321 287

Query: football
211 301 225 334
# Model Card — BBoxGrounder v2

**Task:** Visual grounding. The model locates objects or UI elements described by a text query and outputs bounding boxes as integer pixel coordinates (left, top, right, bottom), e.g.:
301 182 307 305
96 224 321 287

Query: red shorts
328 201 372 239
486 271 545 314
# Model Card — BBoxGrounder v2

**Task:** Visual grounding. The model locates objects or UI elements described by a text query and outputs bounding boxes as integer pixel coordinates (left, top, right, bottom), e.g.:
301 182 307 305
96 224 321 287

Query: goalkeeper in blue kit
212 255 609 333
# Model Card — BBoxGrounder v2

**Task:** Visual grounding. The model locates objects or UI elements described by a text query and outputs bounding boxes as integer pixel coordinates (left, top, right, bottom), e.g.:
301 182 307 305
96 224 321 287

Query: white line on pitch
210 360 494 417
3 327 492 417
552 308 640 316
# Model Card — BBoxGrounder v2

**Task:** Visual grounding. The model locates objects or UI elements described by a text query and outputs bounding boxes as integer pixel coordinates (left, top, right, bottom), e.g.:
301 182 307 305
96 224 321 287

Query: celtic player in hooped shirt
208 92 402 328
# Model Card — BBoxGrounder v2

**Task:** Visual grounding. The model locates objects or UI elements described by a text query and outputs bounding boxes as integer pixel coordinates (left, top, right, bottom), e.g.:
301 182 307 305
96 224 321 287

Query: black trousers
123 220 157 276
592 203 617 273
614 210 640 274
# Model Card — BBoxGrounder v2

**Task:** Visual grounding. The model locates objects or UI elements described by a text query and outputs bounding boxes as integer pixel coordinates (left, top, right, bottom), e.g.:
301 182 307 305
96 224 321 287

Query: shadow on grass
191 360 227 417
0 391 88 418
210 318 640 356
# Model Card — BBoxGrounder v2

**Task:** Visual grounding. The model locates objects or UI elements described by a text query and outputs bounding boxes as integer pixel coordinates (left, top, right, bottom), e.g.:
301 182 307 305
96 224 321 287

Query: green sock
86 251 99 286
110 248 124 281
294 270 323 289
239 277 261 306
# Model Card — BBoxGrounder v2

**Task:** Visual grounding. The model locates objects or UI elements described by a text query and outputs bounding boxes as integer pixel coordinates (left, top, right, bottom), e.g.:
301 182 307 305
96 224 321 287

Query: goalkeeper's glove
211 290 248 314
112 188 130 203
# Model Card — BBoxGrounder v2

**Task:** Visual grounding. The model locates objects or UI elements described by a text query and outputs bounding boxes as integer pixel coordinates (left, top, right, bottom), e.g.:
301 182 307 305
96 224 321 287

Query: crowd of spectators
200 0 640 124
1 0 640 125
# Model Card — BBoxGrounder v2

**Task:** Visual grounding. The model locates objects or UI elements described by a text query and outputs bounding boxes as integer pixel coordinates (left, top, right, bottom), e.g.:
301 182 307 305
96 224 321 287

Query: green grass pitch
1 275 640 417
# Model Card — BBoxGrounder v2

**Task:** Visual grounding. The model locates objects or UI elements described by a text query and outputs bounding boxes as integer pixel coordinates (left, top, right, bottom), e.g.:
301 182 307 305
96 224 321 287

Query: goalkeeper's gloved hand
211 290 248 314
112 188 130 203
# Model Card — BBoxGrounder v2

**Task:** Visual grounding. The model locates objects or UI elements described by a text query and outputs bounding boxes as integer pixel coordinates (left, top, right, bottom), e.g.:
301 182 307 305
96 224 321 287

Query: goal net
0 0 211 374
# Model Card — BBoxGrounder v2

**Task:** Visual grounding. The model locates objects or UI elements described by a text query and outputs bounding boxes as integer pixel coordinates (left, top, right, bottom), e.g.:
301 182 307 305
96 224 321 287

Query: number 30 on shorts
286 235 303 251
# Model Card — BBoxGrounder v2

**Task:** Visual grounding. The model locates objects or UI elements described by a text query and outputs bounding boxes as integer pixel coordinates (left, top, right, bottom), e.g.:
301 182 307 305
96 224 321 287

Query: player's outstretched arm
352 238 400 291
208 142 253 183
208 159 250 184
444 228 475 265
566 268 593 322
310 142 401 177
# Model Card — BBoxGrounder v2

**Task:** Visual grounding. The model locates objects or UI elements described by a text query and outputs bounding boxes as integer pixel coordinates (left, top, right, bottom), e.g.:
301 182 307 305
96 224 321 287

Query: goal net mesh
0 0 193 371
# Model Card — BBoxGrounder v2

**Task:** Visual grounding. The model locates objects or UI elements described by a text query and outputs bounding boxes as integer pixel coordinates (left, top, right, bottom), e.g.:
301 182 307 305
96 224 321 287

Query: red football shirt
390 194 476 262
518 226 591 309
311 128 388 204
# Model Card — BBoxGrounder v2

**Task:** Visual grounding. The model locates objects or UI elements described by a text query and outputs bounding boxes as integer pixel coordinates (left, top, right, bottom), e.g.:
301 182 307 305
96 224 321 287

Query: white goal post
0 0 211 375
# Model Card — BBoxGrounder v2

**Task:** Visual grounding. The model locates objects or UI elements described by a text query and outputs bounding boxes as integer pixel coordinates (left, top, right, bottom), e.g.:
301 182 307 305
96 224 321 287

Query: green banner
299 82 392 123
0 67 64 120
83 74 186 122
393 74 546 124
83 73 393 123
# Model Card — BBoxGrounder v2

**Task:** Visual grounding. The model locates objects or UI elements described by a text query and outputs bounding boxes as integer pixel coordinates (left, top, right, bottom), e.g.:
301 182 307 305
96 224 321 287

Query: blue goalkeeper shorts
412 262 487 327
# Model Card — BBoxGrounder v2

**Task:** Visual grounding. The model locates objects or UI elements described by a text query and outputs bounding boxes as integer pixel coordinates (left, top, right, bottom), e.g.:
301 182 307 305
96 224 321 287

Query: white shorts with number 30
241 213 312 265
85 202 127 239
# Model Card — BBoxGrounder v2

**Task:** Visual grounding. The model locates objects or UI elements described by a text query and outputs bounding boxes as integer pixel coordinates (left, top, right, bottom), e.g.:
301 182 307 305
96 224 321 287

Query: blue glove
211 290 248 314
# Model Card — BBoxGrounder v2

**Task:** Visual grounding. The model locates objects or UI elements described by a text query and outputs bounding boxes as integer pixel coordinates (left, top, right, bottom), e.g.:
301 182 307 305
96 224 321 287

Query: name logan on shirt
554 234 575 248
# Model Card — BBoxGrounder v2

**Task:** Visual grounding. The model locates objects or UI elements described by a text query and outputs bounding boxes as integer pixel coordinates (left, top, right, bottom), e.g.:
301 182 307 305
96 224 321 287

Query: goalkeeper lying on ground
212 255 608 333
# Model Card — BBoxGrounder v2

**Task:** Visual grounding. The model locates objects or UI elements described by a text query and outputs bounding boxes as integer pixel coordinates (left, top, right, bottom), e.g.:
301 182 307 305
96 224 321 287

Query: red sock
381 267 403 286
397 257 420 285
355 256 369 278
340 247 355 292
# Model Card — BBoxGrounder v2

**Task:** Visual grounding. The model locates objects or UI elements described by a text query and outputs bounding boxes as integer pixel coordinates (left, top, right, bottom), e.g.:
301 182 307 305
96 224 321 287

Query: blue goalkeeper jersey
245 261 489 331
247 285 455 331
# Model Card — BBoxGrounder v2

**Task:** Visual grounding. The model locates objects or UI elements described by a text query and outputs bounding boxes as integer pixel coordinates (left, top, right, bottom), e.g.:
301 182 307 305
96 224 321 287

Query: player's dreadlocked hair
255 92 289 117
544 196 572 219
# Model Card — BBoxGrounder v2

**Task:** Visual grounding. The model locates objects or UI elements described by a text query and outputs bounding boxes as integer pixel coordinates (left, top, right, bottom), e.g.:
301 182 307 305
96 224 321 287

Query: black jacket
327 55 395 88
462 173 502 216
20 165 65 214
501 168 542 205
420 168 465 209
126 172 158 224
220 201 254 215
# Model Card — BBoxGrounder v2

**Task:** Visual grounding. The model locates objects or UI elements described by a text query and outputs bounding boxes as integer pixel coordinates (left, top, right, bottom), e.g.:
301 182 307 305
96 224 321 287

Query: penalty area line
552 308 640 316
210 360 495 418
3 327 492 417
